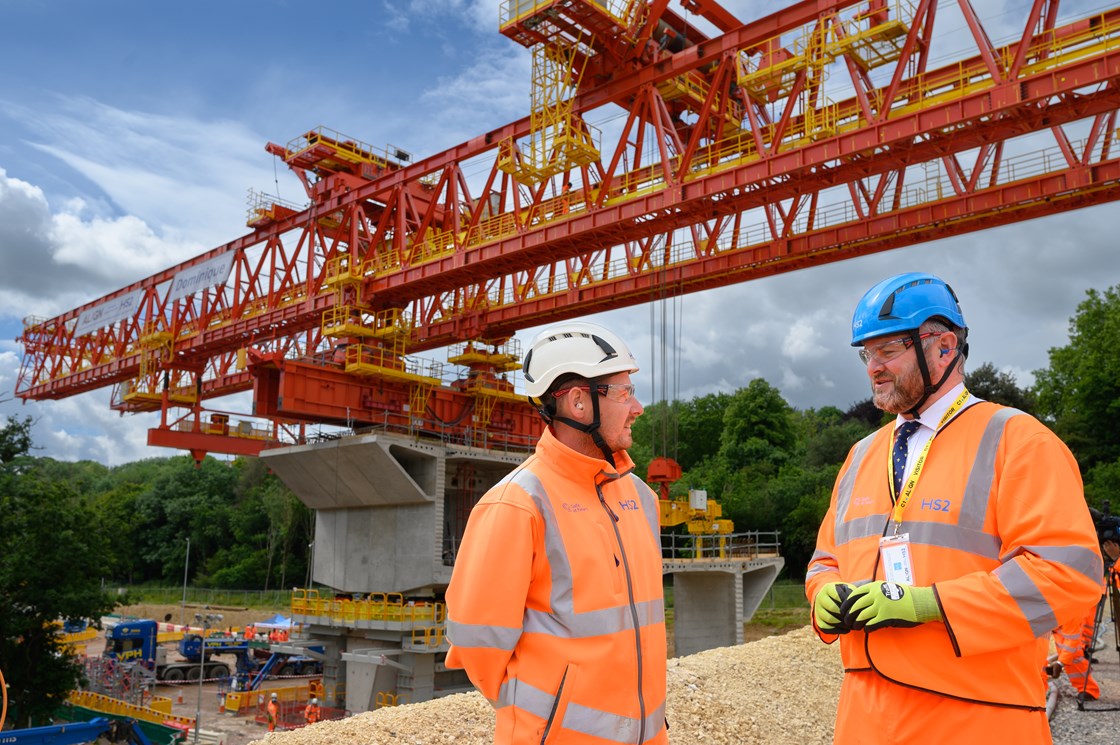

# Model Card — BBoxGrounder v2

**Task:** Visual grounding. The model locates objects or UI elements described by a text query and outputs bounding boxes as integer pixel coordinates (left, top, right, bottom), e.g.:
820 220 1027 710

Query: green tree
795 406 875 469
965 362 1036 413
0 458 116 726
201 458 311 590
1084 459 1120 514
134 456 239 584
675 392 731 472
1034 285 1120 470
718 379 795 472
0 415 34 464
632 393 732 487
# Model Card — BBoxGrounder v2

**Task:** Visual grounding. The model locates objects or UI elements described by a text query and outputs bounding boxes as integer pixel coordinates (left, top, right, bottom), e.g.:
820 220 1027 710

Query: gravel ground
246 621 1120 745
1050 617 1120 745
250 627 842 745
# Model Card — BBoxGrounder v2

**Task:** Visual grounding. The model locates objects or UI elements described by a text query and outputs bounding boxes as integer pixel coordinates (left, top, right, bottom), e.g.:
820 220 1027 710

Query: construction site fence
660 530 781 561
68 690 195 731
761 582 811 610
250 691 349 730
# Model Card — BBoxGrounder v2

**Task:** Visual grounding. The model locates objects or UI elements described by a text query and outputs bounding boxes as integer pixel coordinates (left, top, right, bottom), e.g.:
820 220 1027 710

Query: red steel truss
16 0 1120 458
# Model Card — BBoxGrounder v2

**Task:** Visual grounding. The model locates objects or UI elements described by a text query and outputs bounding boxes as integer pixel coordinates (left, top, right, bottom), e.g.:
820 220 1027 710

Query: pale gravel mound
249 627 842 745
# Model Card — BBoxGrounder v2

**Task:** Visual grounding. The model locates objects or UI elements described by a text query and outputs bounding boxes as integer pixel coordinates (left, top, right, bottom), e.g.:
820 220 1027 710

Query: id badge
880 533 914 585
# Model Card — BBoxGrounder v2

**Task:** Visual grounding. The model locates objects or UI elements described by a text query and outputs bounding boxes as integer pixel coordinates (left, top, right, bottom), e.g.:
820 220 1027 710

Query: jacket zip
540 667 569 744
597 482 647 744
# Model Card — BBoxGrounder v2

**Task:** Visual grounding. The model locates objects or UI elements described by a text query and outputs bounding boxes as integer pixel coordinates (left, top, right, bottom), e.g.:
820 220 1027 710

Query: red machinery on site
15 0 1120 464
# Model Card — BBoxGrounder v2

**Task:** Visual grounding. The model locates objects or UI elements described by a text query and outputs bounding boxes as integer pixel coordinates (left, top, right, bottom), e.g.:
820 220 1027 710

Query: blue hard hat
851 272 966 346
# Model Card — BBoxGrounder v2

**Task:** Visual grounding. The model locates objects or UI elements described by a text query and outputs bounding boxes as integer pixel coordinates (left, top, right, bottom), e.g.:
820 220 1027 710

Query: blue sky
2 0 1119 465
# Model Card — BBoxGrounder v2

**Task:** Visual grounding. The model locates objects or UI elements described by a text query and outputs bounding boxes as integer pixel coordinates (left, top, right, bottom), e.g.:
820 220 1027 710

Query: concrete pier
262 431 527 711
663 556 785 657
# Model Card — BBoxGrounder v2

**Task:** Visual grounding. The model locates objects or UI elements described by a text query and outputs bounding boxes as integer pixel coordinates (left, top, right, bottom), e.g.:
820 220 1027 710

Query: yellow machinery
648 456 734 535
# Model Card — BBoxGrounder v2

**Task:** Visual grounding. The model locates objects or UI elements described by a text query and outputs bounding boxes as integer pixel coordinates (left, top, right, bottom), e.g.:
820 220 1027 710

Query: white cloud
0 345 155 465
7 96 298 249
0 167 202 321
418 44 531 142
380 0 499 36
781 316 830 363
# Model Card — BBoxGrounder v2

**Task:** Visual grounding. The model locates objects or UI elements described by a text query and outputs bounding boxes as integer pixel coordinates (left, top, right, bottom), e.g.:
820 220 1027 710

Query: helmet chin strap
549 393 617 468
905 330 961 418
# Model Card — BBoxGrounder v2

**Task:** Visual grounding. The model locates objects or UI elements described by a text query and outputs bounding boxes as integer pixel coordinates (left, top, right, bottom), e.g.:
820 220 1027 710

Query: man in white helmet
303 696 321 725
446 321 668 745
266 691 279 732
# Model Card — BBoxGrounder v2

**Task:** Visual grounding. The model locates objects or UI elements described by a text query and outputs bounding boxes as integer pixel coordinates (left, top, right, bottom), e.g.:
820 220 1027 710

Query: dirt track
108 603 294 745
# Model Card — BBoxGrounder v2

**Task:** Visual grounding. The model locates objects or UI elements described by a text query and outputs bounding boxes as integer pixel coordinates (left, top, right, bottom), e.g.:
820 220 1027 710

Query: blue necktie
892 420 922 496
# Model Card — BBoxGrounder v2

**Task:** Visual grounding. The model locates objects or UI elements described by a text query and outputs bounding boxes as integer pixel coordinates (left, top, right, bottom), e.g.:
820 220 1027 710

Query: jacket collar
537 427 636 484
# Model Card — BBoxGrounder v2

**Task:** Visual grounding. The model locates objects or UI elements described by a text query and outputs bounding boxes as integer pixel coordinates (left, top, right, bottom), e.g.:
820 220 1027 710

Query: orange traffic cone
218 694 226 714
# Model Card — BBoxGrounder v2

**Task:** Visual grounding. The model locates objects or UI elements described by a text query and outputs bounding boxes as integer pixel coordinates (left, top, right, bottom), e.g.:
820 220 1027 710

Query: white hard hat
271 692 278 700
311 697 318 705
523 321 638 402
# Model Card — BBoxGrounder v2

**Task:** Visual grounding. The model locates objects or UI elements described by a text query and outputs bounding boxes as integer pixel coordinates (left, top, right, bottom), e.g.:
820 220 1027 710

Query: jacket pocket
540 663 580 745
596 523 624 596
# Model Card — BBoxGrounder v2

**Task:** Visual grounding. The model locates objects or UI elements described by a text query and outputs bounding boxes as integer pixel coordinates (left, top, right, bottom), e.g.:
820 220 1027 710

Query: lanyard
887 389 971 534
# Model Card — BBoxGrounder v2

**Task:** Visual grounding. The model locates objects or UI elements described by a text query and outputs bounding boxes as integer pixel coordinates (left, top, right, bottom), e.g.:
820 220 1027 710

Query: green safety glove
839 581 941 632
812 581 854 634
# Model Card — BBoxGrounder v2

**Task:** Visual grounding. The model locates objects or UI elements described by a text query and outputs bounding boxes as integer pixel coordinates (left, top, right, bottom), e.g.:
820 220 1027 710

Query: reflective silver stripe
899 521 1001 559
957 408 1021 530
565 699 666 743
524 599 664 638
495 677 552 712
1054 639 1080 653
835 513 889 546
510 469 576 616
834 432 878 521
446 619 521 650
508 469 659 634
1004 544 1103 584
809 548 836 564
806 549 837 580
995 559 1058 637
495 677 665 744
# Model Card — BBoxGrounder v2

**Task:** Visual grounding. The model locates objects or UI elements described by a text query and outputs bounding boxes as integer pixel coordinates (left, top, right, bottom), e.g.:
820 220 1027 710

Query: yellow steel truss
499 40 601 184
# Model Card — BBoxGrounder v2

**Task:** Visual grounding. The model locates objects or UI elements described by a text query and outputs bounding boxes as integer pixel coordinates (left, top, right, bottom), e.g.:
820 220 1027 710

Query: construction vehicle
103 620 322 684
0 717 161 745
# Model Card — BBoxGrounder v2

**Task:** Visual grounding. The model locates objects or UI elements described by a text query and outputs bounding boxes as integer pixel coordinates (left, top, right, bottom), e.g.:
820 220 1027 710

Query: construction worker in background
244 624 255 641
304 697 321 725
1049 537 1120 701
806 272 1102 743
558 181 572 215
1052 599 1102 701
266 692 279 732
446 321 668 745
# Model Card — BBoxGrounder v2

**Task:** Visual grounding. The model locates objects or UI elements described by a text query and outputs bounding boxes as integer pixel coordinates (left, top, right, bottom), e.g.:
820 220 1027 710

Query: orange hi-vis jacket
806 400 1102 709
446 428 668 745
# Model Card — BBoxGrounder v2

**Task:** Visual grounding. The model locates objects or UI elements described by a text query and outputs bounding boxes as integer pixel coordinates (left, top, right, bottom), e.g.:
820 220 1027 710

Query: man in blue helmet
806 272 1101 744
